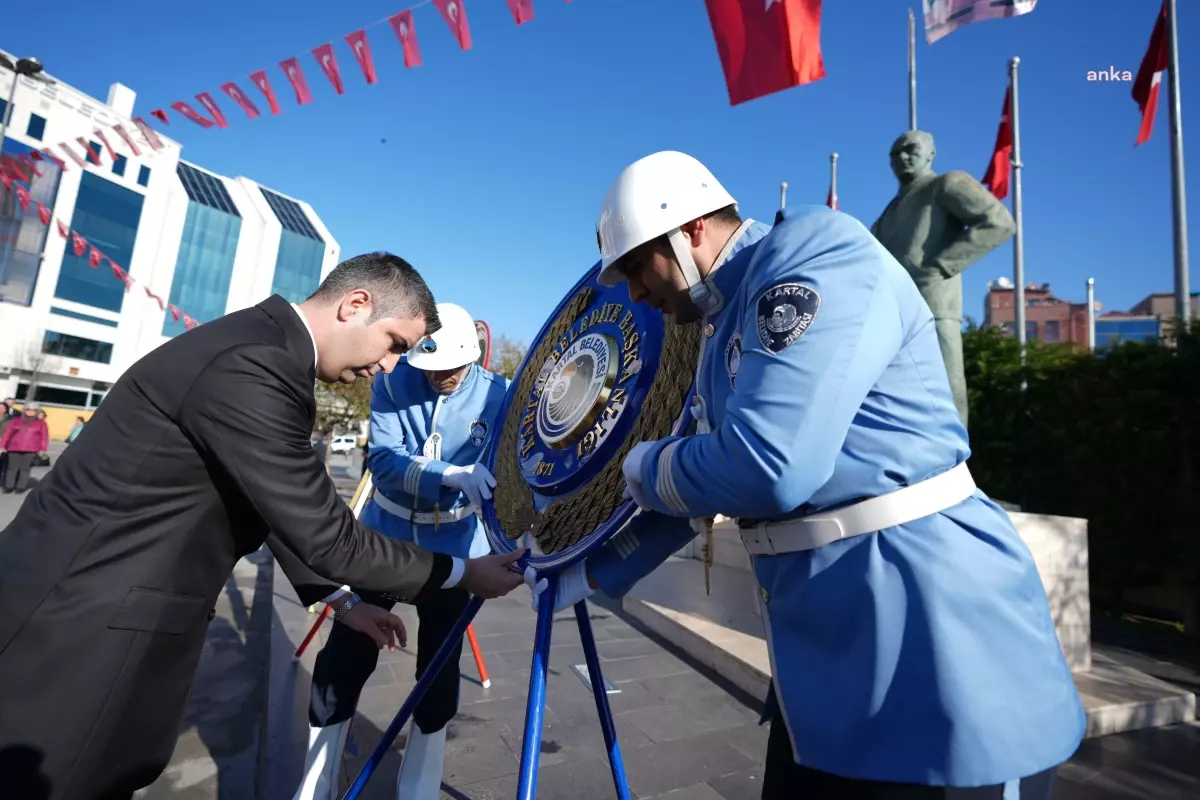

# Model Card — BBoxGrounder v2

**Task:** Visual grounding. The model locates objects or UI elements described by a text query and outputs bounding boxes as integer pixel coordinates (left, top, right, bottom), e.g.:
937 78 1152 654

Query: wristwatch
333 593 362 622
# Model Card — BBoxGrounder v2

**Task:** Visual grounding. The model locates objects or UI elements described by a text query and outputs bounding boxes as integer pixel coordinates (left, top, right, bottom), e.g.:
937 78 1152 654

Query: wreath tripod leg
517 574 558 800
574 599 632 800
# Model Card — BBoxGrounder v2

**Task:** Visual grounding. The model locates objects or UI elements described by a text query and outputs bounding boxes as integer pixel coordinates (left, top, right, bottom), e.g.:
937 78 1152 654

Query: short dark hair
704 203 742 228
307 251 441 335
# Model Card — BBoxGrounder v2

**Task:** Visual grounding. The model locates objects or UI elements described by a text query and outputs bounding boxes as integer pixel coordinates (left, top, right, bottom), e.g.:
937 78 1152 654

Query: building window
15 382 91 408
177 162 241 216
52 171 145 312
0 98 8 122
1044 320 1061 342
112 154 127 177
86 141 102 165
260 187 323 240
271 230 325 304
1026 321 1038 341
137 165 151 187
42 331 114 364
49 306 120 327
1 141 63 307
26 113 46 140
164 202 242 337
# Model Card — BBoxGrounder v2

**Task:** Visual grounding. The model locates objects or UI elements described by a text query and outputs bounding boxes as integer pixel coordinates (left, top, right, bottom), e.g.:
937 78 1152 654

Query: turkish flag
71 231 88 257
77 138 104 164
183 313 199 330
57 219 69 239
250 70 283 114
169 304 181 323
171 101 216 129
112 124 142 157
151 108 170 124
826 184 838 211
14 183 31 212
280 57 315 105
345 30 378 85
312 43 345 95
221 82 261 119
434 0 473 51
1132 1 1167 146
144 285 166 311
507 0 534 25
389 12 423 68
111 262 134 291
3 156 30 181
57 142 87 167
89 246 104 269
36 201 52 226
94 130 119 162
196 93 230 128
982 87 1013 200
40 147 70 170
132 117 166 151
704 0 826 105
19 154 42 178
0 172 10 192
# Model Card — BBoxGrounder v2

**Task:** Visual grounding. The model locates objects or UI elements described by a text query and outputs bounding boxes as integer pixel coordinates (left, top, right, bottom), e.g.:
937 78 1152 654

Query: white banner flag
923 0 1038 44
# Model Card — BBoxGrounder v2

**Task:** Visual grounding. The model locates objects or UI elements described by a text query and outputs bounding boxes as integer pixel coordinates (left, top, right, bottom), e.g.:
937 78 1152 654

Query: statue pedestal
625 512 1195 738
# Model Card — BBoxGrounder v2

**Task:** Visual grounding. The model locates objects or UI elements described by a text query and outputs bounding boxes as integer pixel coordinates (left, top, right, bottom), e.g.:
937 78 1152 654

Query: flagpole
780 181 787 211
908 8 918 130
1166 0 1191 325
830 153 838 205
1010 57 1026 365
1087 278 1096 351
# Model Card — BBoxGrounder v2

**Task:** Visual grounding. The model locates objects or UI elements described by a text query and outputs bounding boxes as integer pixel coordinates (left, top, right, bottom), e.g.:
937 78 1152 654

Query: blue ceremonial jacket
361 362 510 559
588 208 1085 786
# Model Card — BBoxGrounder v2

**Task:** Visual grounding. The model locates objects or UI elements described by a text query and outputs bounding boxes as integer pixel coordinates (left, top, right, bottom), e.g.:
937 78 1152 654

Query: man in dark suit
0 252 525 799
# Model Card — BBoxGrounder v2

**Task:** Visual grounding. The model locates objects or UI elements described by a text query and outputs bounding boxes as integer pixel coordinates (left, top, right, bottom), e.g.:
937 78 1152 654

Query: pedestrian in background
1 403 50 494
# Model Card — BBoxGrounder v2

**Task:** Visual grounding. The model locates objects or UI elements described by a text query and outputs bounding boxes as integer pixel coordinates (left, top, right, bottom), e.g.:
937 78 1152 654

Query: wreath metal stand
341 572 631 800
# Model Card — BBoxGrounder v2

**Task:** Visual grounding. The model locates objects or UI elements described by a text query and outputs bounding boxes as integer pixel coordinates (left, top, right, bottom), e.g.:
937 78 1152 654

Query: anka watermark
1087 67 1133 81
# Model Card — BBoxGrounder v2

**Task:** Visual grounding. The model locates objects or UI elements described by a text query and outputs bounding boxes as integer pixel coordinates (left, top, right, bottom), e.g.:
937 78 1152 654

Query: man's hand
461 549 527 598
622 442 655 508
338 603 408 651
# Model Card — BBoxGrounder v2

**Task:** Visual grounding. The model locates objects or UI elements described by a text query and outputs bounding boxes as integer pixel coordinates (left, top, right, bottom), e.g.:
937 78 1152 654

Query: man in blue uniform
294 303 511 800
529 151 1085 797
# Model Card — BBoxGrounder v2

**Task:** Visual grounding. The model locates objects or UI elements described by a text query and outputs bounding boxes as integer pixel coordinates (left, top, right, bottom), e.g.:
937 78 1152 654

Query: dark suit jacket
0 295 452 799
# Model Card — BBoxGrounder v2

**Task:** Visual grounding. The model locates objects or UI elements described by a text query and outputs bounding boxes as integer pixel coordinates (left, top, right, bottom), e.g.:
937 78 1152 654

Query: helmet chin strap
667 228 719 316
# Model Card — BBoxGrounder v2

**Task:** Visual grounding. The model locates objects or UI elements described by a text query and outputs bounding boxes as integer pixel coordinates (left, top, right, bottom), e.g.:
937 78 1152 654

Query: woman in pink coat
1 402 50 494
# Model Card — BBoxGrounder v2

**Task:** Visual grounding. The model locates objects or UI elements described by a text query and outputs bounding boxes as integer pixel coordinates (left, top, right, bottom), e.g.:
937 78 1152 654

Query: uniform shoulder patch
755 283 820 354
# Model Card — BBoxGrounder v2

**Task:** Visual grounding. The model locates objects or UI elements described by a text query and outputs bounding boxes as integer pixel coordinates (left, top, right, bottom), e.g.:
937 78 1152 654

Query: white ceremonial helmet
405 302 481 371
596 150 736 309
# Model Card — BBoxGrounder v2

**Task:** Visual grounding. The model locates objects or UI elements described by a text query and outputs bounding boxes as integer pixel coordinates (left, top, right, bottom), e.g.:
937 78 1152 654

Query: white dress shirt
289 303 465 605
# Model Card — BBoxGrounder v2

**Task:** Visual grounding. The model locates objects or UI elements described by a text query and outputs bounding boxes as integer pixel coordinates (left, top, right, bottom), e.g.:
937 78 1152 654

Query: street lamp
0 54 52 163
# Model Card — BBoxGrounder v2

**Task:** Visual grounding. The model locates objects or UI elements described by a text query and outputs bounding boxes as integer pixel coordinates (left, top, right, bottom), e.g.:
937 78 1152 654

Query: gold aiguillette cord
701 516 714 596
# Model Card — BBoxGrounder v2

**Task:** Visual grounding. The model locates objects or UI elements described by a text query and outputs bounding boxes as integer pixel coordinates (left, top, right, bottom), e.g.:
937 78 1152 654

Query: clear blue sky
9 0 1196 344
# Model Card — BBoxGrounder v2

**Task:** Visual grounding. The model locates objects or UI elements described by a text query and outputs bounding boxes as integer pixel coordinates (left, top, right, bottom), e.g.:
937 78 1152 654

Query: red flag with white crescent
507 0 534 25
112 124 141 157
434 0 473 50
195 92 230 128
171 101 216 129
345 30 378 84
57 219 70 239
1132 2 1167 146
474 320 492 369
250 70 283 114
151 108 170 124
312 43 345 95
71 231 88 257
36 201 52 226
14 184 31 212
221 82 261 119
94 129 119 161
169 304 182 323
57 142 87 167
280 57 315 104
132 117 166 150
390 11 423 68
982 87 1013 200
40 147 68 170
704 0 826 106
89 246 104 269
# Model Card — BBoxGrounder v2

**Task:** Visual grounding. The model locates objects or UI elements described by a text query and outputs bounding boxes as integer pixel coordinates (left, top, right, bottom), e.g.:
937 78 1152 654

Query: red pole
466 623 490 688
295 604 332 658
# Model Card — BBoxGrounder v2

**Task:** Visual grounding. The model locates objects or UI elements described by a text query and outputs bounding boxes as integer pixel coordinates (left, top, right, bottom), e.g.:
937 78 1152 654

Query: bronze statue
871 130 1015 427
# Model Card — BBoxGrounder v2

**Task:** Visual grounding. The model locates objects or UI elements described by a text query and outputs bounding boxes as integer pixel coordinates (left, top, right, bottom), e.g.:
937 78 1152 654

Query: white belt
372 492 476 525
739 463 976 556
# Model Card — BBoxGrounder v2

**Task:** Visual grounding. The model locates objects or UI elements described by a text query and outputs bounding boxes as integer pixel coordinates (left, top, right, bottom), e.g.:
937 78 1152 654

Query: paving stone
644 782 726 800
618 728 760 798
706 767 766 800
597 653 694 684
617 698 759 744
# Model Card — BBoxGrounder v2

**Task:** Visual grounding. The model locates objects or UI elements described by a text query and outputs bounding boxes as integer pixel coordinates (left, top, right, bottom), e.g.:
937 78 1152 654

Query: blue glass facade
53 170 144 312
261 187 325 303
1095 317 1159 349
0 137 62 306
163 163 242 337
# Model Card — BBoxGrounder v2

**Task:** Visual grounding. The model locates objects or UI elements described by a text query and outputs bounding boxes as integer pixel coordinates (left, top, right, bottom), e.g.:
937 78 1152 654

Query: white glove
441 464 496 506
621 442 654 508
524 561 594 614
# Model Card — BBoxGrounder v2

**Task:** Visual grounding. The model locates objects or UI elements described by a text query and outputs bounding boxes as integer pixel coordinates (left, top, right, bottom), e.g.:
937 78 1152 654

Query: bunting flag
71 231 88 257
312 43 345 95
94 129 120 162
434 0 473 51
390 12 423 68
57 219 70 239
171 101 216 129
280 57 315 104
36 201 52 226
923 0 1038 44
0 172 11 192
196 93 230 128
144 285 166 311
826 184 838 211
345 30 378 84
76 138 103 164
14 184 31 211
1132 1 1167 146
250 70 283 114
58 141 87 167
169 304 182 323
151 109 170 124
19 154 42 178
88 246 105 268
112 124 142 157
982 87 1013 199
221 82 262 118
111 262 134 292
40 147 68 170
507 0 534 25
704 0 826 105
132 118 165 150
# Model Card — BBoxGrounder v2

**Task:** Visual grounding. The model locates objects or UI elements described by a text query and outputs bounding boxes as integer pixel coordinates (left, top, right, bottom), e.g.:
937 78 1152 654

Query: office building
0 50 339 439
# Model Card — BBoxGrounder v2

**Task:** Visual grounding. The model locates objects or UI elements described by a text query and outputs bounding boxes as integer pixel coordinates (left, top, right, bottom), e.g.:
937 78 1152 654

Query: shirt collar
290 303 319 370
704 219 771 316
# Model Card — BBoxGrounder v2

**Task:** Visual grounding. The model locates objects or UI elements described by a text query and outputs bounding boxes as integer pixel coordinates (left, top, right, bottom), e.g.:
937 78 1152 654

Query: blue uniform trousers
308 587 471 735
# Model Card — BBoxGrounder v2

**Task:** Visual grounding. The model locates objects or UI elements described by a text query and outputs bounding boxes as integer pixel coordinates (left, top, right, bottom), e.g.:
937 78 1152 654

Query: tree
10 330 61 402
314 379 372 435
491 335 528 379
